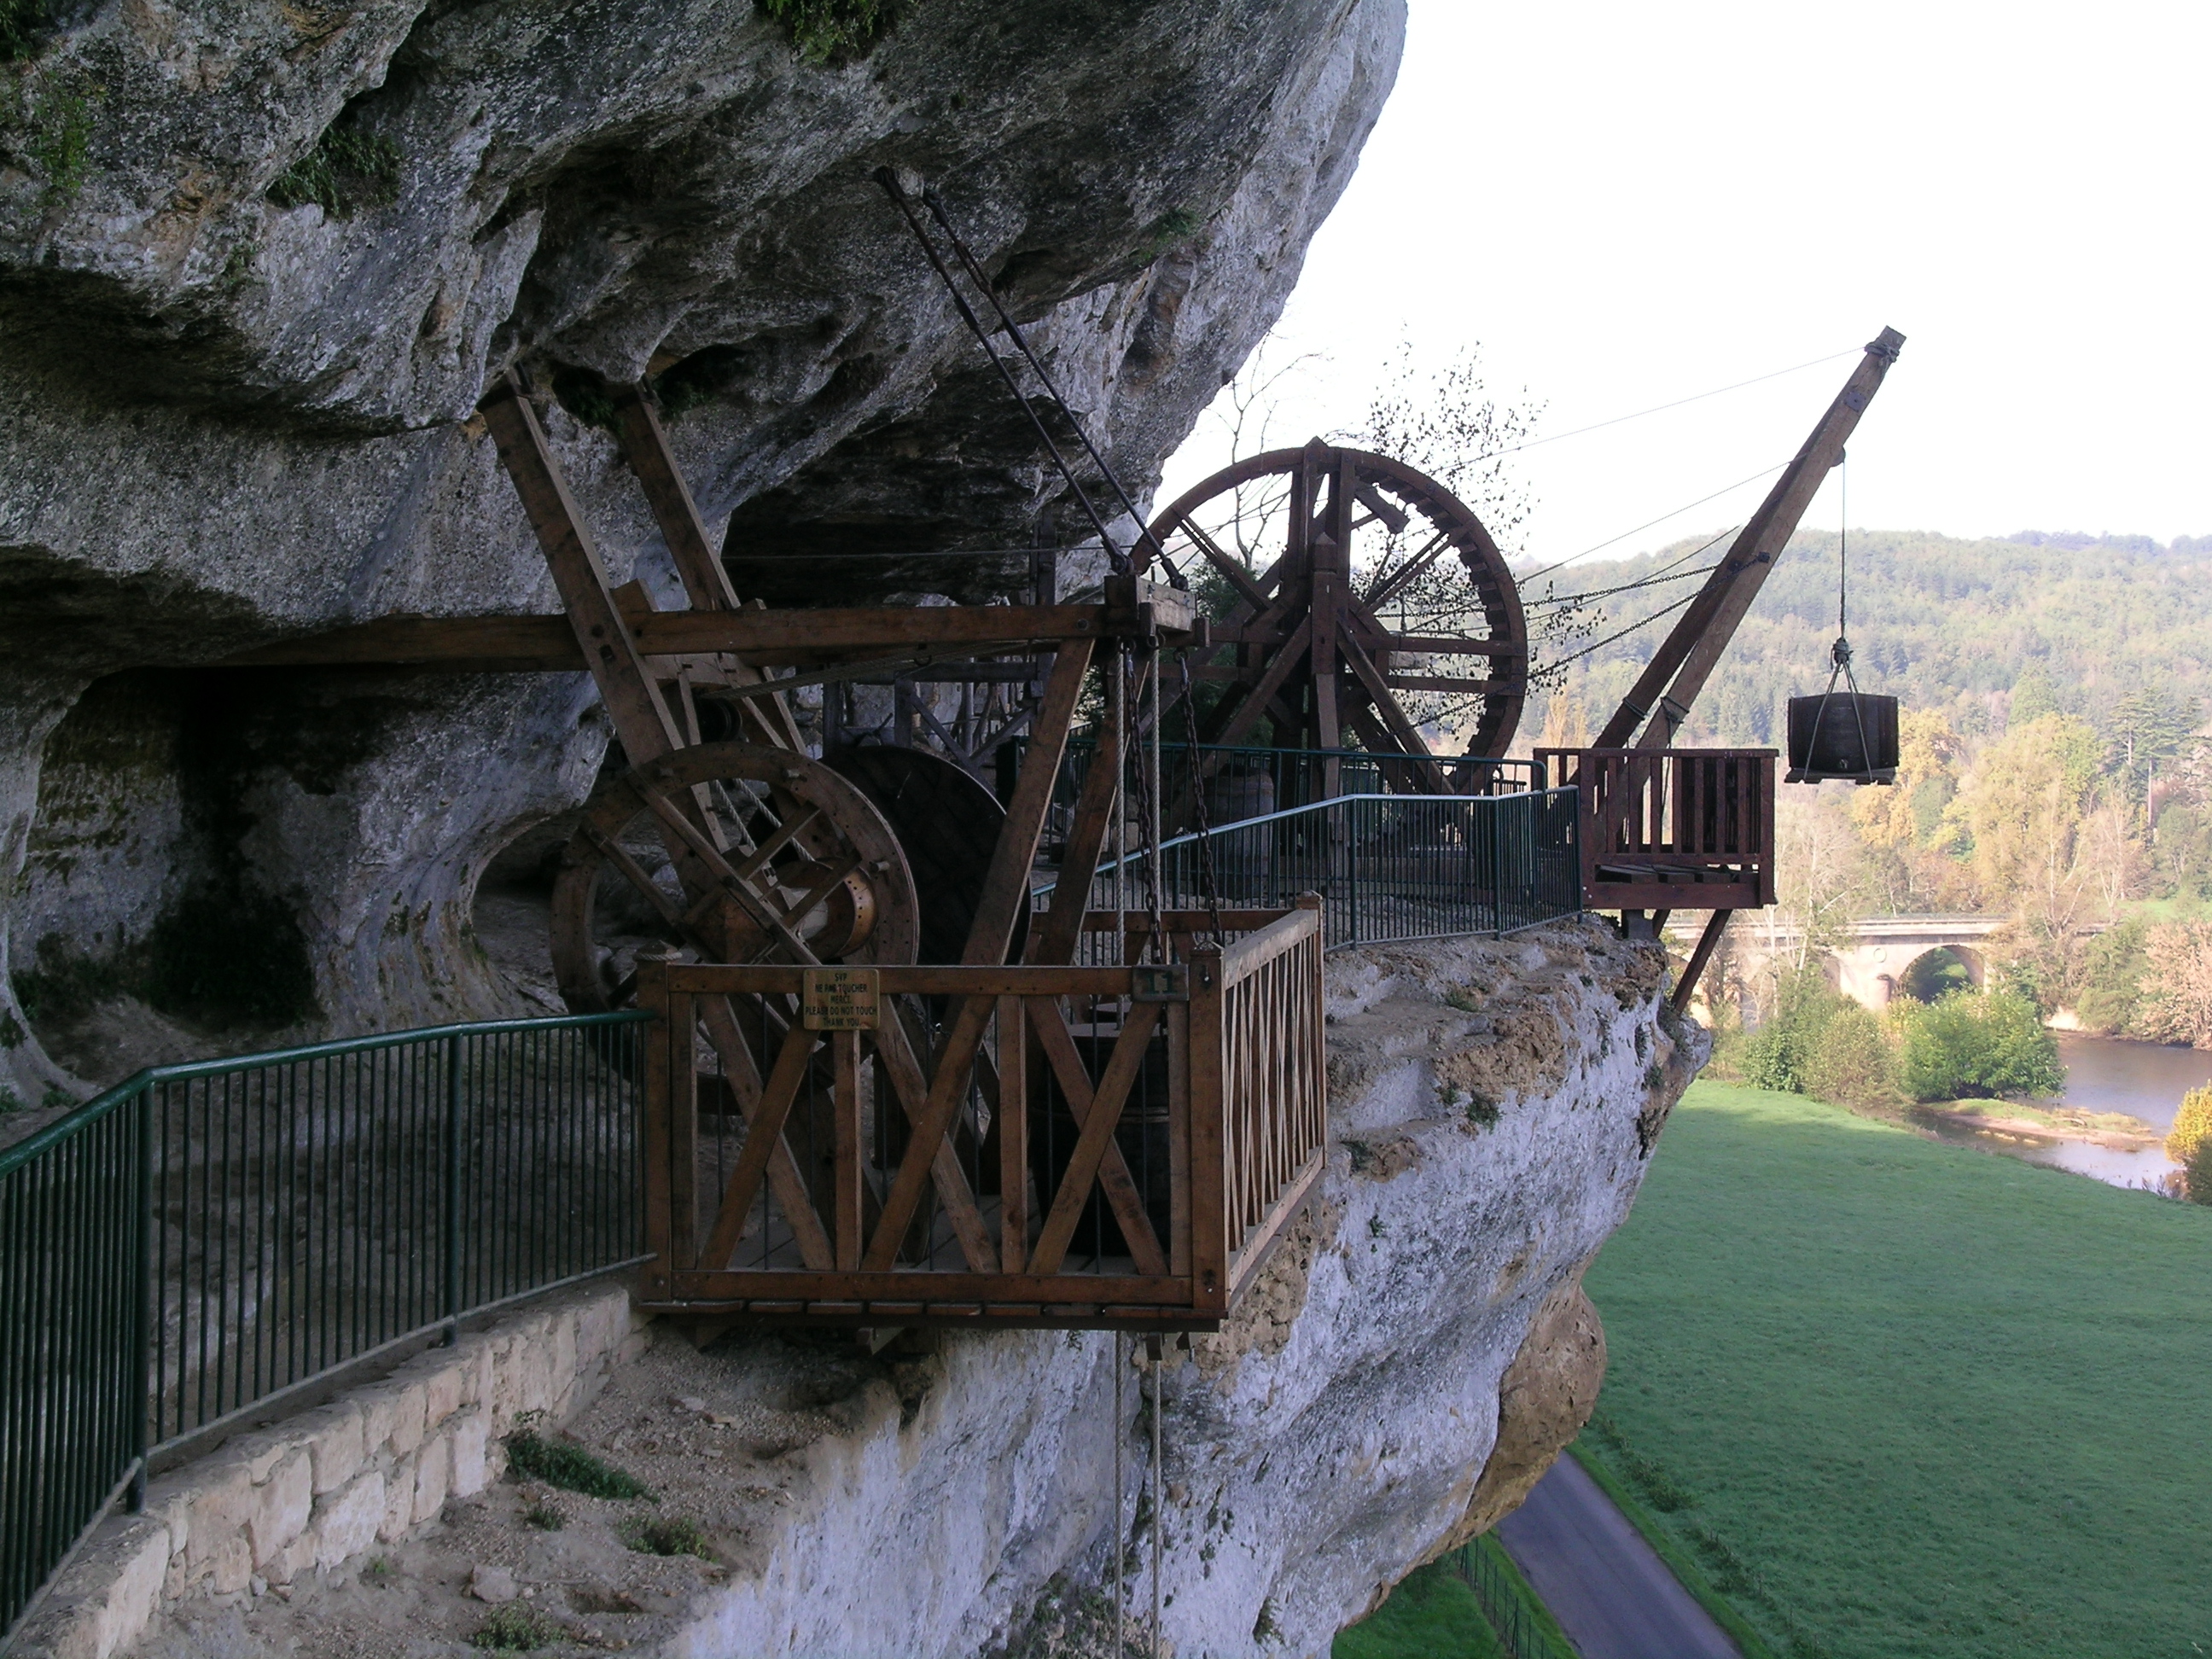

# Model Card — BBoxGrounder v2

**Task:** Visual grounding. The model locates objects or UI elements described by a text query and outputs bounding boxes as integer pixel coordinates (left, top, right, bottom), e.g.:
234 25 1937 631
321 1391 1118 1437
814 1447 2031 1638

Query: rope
1150 1347 1165 1659
1800 451 1879 782
918 186 1190 586
1465 346 1860 466
1114 1332 1126 1650
875 170 1131 575
1516 463 1787 586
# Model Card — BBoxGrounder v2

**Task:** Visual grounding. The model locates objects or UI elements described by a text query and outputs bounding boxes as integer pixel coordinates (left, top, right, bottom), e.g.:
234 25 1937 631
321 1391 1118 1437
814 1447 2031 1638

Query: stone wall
15 1283 649 1659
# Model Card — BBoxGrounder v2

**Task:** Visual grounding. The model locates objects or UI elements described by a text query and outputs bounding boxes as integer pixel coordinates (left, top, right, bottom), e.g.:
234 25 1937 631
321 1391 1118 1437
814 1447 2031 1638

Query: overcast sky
1159 0 2212 570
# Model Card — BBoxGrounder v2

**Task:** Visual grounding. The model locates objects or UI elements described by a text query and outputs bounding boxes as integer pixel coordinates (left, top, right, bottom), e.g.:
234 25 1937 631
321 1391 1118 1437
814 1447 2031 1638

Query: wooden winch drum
1786 692 1900 783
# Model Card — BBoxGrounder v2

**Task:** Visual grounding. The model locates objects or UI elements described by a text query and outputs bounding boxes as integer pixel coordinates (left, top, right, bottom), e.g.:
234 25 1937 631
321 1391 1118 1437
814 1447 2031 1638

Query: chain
1173 650 1230 948
1120 643 1169 963
1113 1332 1126 1650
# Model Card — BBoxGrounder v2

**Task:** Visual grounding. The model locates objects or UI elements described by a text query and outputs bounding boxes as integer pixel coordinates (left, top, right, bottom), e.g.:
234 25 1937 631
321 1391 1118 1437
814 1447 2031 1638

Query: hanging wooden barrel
1786 692 1900 783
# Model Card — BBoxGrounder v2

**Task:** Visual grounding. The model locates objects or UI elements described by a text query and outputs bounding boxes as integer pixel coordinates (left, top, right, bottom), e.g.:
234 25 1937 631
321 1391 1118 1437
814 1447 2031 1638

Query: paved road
1495 1452 1741 1659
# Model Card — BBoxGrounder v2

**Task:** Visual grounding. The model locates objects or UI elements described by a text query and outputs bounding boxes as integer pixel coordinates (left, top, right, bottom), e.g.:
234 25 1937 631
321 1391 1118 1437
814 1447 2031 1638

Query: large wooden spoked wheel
550 741 921 1013
1143 442 1528 761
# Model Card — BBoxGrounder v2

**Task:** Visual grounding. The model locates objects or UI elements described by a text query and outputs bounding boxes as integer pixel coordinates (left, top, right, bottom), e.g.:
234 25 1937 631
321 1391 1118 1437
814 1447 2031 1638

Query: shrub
620 1515 712 1559
757 0 890 63
470 1606 558 1651
1895 989 2063 1103
2073 915 2148 1033
504 1432 652 1500
1739 969 1846 1096
2 0 52 61
2166 1086 2212 1205
268 125 403 217
1800 1003 1901 1109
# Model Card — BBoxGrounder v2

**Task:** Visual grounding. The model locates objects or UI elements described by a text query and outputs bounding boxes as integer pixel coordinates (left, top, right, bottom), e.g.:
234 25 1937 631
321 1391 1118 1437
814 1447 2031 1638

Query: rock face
107 922 1703 1659
0 0 1405 1101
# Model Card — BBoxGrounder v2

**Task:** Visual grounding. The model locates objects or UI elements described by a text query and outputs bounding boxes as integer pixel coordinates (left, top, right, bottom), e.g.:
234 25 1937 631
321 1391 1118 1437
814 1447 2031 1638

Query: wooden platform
1536 748 1776 913
633 904 1328 1330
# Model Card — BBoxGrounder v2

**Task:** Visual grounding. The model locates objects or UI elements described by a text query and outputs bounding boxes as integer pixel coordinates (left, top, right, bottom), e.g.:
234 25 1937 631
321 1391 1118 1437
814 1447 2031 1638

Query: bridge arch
1897 944 1985 1003
1715 917 2006 1012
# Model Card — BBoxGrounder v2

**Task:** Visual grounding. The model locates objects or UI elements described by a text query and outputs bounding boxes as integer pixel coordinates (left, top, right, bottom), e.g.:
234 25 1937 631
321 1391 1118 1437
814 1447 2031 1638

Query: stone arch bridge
1720 916 2007 1010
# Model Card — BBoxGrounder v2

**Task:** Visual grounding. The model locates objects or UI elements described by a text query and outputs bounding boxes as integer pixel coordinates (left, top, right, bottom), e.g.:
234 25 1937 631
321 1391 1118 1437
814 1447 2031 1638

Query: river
1918 1032 2198 1191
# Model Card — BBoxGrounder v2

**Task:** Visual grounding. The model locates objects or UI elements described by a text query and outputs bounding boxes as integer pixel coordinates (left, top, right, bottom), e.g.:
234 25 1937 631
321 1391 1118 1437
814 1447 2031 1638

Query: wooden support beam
613 383 806 752
221 603 1132 672
1029 673 1121 969
1206 619 1312 749
996 995 1028 1273
1672 910 1733 1015
478 374 684 762
1027 1001 1168 1277
971 640 1096 968
613 385 740 612
1338 634 1449 792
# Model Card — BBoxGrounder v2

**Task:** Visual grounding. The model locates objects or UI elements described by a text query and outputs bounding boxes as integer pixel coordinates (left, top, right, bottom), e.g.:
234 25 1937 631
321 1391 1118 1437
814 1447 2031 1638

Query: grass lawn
1331 1554 1505 1659
1582 1080 2212 1659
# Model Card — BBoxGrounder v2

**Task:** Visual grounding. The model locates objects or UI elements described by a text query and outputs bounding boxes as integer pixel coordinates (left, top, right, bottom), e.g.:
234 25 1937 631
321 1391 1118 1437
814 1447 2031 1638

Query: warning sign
801 967 879 1030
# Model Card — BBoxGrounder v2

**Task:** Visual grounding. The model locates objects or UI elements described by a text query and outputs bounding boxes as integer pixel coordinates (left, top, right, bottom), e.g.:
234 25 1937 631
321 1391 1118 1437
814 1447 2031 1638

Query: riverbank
1583 1079 2212 1658
1918 1031 2195 1190
1917 1101 2162 1150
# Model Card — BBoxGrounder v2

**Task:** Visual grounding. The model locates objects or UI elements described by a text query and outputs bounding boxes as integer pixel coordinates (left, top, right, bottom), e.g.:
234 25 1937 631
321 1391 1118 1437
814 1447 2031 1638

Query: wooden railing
1534 748 1776 912
633 900 1327 1329
1214 905 1328 1299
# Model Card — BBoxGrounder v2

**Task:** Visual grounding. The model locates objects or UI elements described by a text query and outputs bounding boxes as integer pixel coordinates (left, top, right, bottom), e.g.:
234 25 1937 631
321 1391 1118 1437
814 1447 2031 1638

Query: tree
2009 667 2062 727
1536 693 1591 751
2073 915 2149 1034
1851 707 1967 914
1852 707 1963 854
1945 713 2137 1004
1946 713 2101 902
2129 920 2212 1048
1753 792 1866 992
2166 1086 2212 1205
2104 683 2195 810
1895 989 2064 1102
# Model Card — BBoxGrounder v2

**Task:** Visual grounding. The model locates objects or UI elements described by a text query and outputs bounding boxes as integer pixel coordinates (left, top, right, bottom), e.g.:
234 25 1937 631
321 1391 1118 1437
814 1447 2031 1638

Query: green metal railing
0 1011 651 1648
1457 1534 1578 1659
1007 740 1544 847
1089 788 1580 949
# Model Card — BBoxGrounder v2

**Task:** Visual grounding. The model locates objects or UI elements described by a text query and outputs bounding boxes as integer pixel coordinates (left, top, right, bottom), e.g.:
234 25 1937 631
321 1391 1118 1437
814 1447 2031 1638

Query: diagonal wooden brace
1027 1001 1167 1276
696 1022 819 1272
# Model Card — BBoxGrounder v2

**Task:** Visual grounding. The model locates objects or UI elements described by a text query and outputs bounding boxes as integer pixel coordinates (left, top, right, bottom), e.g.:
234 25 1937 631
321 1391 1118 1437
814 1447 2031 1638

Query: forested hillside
1518 529 2212 750
1504 530 2212 1039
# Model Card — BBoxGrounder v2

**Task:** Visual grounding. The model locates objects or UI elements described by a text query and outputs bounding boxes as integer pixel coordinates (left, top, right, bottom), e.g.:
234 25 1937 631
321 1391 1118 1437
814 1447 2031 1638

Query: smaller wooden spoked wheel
550 741 920 1013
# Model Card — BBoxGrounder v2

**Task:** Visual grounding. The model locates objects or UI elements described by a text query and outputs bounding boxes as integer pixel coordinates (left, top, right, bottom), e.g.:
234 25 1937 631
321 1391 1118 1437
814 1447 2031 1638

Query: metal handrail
1458 1534 1577 1659
0 1012 651 1178
1 1010 652 1649
1071 788 1582 949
